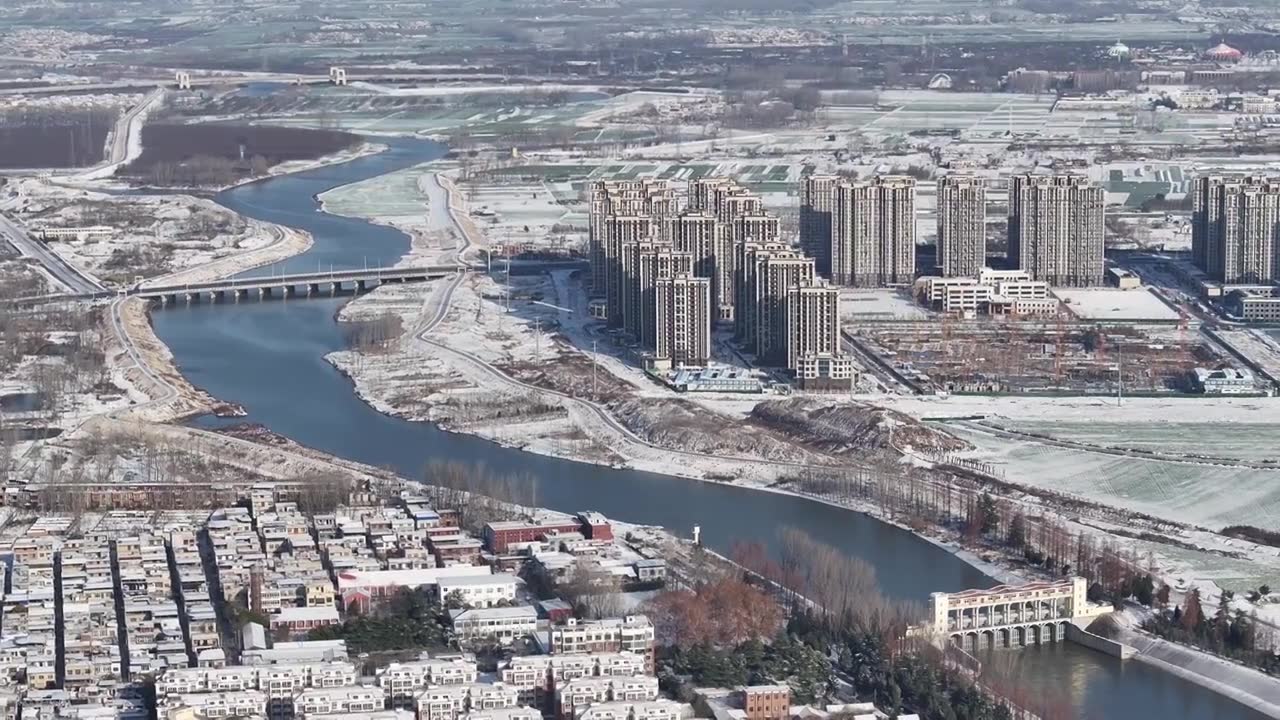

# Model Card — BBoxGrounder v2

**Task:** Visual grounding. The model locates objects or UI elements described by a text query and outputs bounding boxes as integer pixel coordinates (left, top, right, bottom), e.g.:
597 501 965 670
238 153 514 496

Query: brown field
0 110 116 169
123 123 359 186
855 321 1221 395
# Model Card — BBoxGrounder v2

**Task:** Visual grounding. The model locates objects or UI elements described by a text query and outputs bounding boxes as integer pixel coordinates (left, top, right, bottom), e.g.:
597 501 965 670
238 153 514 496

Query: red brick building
482 513 615 552
577 512 613 541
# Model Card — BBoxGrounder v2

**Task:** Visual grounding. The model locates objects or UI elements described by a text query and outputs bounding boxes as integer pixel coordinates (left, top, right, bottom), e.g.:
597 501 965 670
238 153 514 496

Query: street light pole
592 339 598 399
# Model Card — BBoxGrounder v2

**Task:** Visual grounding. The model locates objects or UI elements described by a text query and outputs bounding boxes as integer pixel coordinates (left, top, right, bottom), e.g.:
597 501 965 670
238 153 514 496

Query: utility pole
534 318 541 361
592 339 598 399
1117 343 1124 406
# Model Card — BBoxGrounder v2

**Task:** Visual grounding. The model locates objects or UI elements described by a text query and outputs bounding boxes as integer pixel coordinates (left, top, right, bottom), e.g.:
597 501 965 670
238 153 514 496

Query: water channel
149 136 1269 720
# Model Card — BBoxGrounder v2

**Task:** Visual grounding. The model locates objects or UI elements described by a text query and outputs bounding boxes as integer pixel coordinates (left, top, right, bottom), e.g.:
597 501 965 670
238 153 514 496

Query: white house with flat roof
438 574 521 609
450 606 539 646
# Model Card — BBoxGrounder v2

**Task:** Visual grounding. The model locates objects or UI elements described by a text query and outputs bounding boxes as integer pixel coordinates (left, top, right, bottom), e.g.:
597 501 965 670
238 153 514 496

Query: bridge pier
139 266 448 307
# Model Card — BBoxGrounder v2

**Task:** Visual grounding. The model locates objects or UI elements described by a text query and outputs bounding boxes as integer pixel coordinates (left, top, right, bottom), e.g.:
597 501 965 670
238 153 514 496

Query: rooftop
450 606 539 621
336 566 491 589
272 606 341 623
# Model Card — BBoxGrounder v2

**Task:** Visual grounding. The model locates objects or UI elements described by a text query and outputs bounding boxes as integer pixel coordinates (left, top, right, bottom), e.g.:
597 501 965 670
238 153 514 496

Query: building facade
831 176 917 287
1192 174 1280 284
1007 174 1105 287
549 617 656 673
653 273 712 369
936 175 986 278
800 175 838 277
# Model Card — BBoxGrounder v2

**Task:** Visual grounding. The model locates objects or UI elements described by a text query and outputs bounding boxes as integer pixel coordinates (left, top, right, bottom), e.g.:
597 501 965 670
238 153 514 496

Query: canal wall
1065 623 1136 659
1117 628 1280 720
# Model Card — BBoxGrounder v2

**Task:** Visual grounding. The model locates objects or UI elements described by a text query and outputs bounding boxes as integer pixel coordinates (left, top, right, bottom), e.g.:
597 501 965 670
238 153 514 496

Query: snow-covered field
875 392 1280 425
995 419 1280 463
944 422 1280 529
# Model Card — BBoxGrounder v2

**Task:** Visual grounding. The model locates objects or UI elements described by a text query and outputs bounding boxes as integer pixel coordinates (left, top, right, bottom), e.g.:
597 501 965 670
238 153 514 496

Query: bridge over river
135 265 458 304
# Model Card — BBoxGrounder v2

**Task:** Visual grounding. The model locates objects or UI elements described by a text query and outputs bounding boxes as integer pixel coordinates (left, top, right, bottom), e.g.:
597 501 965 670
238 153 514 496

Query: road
106 88 164 167
0 212 104 295
70 87 165 182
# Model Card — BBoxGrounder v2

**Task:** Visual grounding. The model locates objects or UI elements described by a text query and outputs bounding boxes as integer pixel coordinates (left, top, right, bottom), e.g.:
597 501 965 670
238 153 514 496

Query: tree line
645 527 1062 720
1144 588 1280 675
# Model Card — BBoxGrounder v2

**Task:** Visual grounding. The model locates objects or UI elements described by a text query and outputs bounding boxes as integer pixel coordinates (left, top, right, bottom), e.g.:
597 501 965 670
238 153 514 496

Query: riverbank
106 297 220 423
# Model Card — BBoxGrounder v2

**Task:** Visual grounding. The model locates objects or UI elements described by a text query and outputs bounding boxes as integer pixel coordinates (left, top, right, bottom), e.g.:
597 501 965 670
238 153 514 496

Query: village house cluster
0 479 689 720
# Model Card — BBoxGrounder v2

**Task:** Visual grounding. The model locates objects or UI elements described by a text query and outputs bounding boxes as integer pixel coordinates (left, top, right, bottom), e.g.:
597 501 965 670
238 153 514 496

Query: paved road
0 213 104 295
70 87 165 182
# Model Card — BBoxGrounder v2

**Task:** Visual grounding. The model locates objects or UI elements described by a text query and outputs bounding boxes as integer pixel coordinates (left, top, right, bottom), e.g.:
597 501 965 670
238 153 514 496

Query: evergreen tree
1133 575 1155 606
1006 513 1026 549
1215 590 1235 647
977 493 998 536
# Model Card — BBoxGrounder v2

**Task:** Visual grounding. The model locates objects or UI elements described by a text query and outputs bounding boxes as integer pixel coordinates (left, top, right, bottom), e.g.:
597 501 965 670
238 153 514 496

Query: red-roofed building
1205 42 1243 62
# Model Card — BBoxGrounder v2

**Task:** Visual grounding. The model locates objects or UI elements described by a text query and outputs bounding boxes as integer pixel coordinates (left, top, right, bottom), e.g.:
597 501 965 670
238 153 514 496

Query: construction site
848 315 1241 396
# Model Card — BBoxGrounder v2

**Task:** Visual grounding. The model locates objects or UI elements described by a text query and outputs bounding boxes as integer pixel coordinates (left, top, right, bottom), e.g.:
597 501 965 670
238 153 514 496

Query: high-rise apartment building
831 176 917 287
739 246 815 365
800 175 838 277
670 211 717 283
687 179 767 323
654 273 712 368
1007 174 1105 287
936 176 987 278
587 180 677 324
734 241 788 350
785 284 840 370
620 241 693 347
605 215 653 329
1192 175 1227 276
785 284 855 390
1192 174 1280 283
585 173 854 385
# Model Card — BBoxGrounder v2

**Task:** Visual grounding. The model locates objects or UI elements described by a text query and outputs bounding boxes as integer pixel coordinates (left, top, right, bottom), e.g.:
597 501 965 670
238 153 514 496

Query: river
149 136 1269 720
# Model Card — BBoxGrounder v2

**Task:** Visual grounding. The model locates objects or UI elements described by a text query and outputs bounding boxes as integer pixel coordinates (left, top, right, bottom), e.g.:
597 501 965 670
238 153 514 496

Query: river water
149 137 1269 720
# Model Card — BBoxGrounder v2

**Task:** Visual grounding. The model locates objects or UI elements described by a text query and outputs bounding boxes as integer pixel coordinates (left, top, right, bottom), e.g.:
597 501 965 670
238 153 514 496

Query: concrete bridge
136 266 456 305
927 578 1112 652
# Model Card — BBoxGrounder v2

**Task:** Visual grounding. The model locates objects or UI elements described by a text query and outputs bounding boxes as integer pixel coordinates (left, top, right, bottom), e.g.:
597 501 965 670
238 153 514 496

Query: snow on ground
944 421 1280 529
1054 287 1181 322
1113 620 1280 718
1216 329 1280 382
465 181 572 252
840 288 934 322
873 391 1280 425
5 177 279 287
319 161 464 267
993 419 1279 463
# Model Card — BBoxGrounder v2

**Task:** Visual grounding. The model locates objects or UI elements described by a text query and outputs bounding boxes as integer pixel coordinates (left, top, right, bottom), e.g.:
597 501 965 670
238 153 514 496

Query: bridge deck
136 266 456 296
